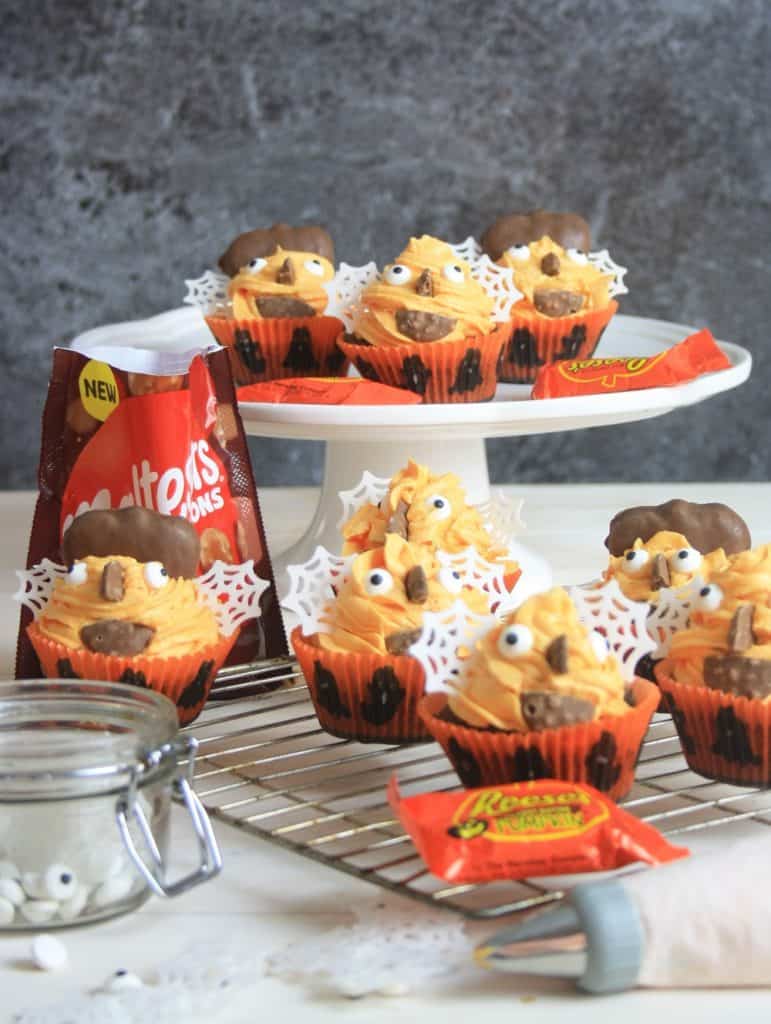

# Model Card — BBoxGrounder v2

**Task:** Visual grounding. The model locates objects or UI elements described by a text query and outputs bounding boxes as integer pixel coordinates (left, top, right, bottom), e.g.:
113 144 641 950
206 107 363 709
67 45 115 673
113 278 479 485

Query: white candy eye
246 257 266 274
566 248 589 265
103 969 144 992
143 562 169 589
439 567 463 594
304 258 325 277
696 583 724 611
506 244 530 261
425 494 451 520
384 264 412 285
442 263 465 283
670 547 702 573
623 549 650 573
364 569 394 596
497 624 534 659
65 562 88 586
590 630 611 662
44 864 78 901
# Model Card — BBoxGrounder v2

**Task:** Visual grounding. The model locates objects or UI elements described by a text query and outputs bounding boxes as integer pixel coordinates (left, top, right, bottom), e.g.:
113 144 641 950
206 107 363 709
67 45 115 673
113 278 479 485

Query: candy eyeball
65 562 88 586
144 562 169 589
304 257 325 277
384 264 412 286
364 569 394 596
566 248 589 265
425 494 452 521
44 864 78 901
623 549 650 573
590 629 611 662
438 567 463 594
506 244 530 261
246 257 266 274
696 583 724 612
670 547 702 573
497 624 534 659
103 969 144 992
442 263 465 283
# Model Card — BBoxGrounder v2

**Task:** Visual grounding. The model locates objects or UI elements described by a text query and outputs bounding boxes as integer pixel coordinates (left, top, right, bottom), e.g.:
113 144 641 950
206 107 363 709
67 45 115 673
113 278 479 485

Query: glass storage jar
0 679 221 929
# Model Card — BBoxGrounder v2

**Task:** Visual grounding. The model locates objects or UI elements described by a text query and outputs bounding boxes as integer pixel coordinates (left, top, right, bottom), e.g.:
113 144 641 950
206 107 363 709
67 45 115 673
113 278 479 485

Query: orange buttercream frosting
37 555 219 658
665 544 771 692
604 530 730 602
447 587 627 731
499 236 613 314
229 246 334 319
317 534 488 655
352 236 494 348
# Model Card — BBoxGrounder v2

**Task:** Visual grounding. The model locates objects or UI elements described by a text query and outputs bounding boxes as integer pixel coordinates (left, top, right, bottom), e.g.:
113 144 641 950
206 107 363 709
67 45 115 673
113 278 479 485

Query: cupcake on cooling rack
414 585 659 799
480 209 627 383
198 222 348 384
337 235 510 403
656 543 771 786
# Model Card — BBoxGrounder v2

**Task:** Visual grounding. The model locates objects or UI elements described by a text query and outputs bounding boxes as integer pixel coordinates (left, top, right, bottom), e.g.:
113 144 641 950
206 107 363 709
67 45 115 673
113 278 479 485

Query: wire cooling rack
184 660 771 921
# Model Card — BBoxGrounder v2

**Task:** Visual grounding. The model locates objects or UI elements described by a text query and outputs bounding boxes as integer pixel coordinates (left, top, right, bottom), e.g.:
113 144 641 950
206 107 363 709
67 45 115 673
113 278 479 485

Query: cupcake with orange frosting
656 544 771 785
418 587 659 799
204 222 347 384
338 236 506 403
291 534 490 742
481 210 625 383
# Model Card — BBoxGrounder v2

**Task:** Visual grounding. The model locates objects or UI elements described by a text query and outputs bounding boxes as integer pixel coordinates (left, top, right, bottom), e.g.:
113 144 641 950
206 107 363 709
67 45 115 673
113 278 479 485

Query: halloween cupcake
481 210 626 383
656 544 771 786
290 534 490 743
18 508 266 725
338 236 506 403
204 222 348 383
417 587 659 799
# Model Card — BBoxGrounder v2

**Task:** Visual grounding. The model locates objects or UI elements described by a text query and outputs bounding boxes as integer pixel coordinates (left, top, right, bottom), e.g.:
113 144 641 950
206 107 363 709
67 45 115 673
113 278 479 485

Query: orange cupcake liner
291 626 430 743
204 315 347 385
337 326 505 404
656 665 771 786
418 679 659 801
498 300 618 384
28 623 236 726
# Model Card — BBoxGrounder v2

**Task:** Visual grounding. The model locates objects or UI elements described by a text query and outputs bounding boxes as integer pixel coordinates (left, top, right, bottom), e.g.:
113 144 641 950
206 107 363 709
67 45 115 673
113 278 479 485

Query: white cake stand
71 310 751 590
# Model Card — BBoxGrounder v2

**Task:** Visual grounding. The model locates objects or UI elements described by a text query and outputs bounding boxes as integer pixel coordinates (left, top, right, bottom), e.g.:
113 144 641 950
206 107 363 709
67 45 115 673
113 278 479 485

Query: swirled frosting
604 530 730 602
498 236 613 314
229 247 334 319
37 555 219 658
351 236 494 347
447 587 627 731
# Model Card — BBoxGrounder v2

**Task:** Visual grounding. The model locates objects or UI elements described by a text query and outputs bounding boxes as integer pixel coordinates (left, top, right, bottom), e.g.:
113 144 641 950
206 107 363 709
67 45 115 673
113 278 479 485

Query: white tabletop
2 484 770 1021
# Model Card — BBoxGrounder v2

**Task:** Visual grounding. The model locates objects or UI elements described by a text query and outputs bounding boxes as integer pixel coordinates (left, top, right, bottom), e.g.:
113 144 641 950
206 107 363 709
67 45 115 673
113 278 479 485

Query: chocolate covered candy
521 691 595 730
219 223 335 277
394 309 457 342
533 288 584 317
704 654 771 700
481 210 591 262
605 499 751 557
255 296 317 319
80 620 155 656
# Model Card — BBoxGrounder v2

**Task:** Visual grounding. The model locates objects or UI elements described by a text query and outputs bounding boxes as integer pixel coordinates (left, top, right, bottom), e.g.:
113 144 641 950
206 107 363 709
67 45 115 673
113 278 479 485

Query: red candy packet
237 377 423 405
16 345 287 679
389 777 688 883
531 328 731 399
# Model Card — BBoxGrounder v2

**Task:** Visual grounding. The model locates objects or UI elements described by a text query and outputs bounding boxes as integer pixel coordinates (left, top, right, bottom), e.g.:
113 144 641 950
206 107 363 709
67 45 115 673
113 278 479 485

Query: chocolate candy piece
99 561 124 602
385 627 423 655
604 499 751 557
63 507 200 580
395 309 457 342
405 565 428 604
727 605 755 652
275 256 295 285
65 398 99 437
199 527 234 572
212 403 239 447
520 691 595 730
532 288 584 317
219 223 335 277
415 269 434 297
650 553 671 591
545 634 568 674
386 500 409 539
126 373 184 397
540 252 561 276
704 654 771 700
80 620 154 656
255 296 316 319
481 210 591 262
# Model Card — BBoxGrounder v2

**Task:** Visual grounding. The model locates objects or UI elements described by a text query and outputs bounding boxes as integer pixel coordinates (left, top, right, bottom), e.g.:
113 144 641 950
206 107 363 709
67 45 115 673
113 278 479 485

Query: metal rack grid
185 661 771 921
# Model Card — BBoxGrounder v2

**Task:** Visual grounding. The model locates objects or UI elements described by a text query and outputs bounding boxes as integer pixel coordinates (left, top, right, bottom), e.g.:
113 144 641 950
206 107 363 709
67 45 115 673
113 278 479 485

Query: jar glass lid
0 680 179 800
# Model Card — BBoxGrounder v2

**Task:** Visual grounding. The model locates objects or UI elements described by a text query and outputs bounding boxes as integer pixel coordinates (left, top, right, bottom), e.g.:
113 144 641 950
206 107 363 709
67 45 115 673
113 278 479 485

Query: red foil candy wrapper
237 378 422 405
531 328 731 399
389 777 688 883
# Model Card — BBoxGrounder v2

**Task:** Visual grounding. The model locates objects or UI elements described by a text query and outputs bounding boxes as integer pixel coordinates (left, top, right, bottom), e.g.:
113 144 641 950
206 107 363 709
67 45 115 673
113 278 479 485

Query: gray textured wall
2 0 769 488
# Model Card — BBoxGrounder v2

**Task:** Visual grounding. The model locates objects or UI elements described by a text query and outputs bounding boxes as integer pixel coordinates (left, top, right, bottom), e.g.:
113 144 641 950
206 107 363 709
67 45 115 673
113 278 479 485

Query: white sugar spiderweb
449 237 521 321
336 471 392 527
282 546 355 636
646 578 701 658
408 600 495 695
568 579 655 682
183 270 230 313
436 547 518 617
195 561 269 637
477 490 526 547
587 248 628 297
322 261 379 330
14 560 68 618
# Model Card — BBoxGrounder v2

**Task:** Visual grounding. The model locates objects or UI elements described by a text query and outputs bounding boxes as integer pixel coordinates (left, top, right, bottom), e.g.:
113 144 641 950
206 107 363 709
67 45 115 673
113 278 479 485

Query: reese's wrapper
531 328 731 399
389 777 688 883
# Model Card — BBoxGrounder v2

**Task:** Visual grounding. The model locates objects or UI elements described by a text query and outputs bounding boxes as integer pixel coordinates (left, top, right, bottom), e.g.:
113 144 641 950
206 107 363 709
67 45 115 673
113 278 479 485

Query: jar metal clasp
115 736 222 898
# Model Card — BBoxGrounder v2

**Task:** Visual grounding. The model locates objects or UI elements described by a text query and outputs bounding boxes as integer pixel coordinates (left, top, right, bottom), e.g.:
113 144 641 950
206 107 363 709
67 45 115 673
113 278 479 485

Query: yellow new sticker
79 361 120 422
